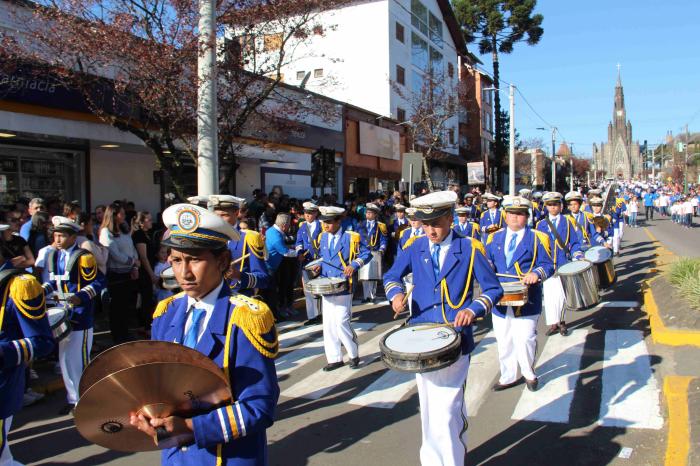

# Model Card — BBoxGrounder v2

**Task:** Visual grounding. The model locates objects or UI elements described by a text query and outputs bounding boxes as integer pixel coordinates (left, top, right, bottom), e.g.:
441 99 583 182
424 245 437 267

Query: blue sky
471 0 700 157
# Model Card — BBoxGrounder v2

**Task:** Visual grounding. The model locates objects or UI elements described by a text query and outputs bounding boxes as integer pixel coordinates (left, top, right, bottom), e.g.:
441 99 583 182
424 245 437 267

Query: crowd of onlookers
639 184 699 228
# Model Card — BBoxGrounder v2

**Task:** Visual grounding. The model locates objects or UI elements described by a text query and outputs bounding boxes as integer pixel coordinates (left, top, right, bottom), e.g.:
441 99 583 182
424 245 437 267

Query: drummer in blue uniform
0 253 54 465
309 206 371 371
40 216 105 415
396 208 424 260
584 189 602 213
207 195 270 296
531 191 544 221
485 196 554 392
384 190 503 466
391 203 409 233
453 206 481 240
358 203 388 303
130 203 279 466
565 191 606 248
479 193 504 234
295 202 323 325
536 192 584 337
462 193 481 223
589 197 614 247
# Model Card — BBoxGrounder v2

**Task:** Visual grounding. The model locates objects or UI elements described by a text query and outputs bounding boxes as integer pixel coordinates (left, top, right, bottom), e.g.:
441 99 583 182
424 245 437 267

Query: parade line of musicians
1 186 629 466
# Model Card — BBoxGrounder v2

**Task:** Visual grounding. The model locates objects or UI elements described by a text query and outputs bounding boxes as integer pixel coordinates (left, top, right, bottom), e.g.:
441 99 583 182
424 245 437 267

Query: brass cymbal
79 340 224 396
75 362 232 452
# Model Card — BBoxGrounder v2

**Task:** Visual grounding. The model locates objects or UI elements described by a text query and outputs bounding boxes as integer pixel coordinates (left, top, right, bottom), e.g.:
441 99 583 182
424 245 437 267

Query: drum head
47 307 67 325
584 246 612 263
558 260 592 275
501 282 526 293
384 325 458 354
304 258 324 270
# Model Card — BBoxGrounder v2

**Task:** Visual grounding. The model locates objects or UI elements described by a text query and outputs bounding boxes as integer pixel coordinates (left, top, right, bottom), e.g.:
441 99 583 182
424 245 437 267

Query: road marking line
276 321 302 332
282 325 398 400
593 301 639 309
347 369 415 409
465 331 500 416
278 325 324 348
599 329 663 429
663 376 693 466
511 329 588 423
276 323 375 377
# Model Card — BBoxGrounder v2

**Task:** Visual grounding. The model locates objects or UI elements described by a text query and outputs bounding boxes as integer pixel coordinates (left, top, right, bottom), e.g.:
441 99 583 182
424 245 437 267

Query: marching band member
565 191 605 247
462 193 481 223
384 191 503 466
358 203 388 303
479 193 504 234
453 207 481 240
397 211 425 260
518 189 536 226
612 196 627 256
589 197 614 246
531 191 544 222
41 217 105 415
536 192 584 337
485 196 554 392
311 206 371 371
295 202 323 325
208 195 270 296
584 189 602 213
391 204 409 232
132 204 279 465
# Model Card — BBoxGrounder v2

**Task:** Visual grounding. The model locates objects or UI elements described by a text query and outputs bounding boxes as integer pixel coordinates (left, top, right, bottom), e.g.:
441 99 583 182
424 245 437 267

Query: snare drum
304 277 348 296
358 251 383 281
47 306 71 342
498 282 528 307
379 324 462 373
557 260 600 310
584 246 616 288
160 266 179 290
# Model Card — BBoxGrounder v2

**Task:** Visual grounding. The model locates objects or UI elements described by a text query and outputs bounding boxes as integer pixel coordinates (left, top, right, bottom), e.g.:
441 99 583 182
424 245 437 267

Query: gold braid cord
229 295 278 358
152 291 185 319
9 275 46 320
79 254 98 282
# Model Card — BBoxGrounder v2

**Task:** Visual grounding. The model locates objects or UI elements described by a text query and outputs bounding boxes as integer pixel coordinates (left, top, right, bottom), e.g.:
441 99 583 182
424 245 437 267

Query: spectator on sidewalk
628 195 639 228
132 211 158 330
263 213 296 320
642 189 656 221
19 197 46 241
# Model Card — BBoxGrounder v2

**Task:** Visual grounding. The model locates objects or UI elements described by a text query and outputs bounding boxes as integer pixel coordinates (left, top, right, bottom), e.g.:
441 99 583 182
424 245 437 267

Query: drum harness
47 248 93 318
544 217 572 266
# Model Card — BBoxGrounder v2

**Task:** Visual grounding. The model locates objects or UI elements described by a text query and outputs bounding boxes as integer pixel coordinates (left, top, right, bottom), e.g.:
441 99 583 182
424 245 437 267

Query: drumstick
496 273 522 279
393 285 415 319
231 253 250 265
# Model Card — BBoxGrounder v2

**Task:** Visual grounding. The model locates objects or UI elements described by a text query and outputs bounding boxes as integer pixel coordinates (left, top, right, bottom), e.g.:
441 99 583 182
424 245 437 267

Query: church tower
596 66 641 179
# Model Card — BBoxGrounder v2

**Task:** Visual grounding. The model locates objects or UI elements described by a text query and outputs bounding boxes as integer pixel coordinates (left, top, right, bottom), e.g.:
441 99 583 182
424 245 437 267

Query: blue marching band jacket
317 229 371 293
151 287 279 466
535 215 584 269
294 220 323 264
479 208 505 233
358 221 388 254
384 232 504 354
227 230 271 295
485 228 554 318
453 221 481 241
1 270 54 420
41 247 106 330
566 211 606 247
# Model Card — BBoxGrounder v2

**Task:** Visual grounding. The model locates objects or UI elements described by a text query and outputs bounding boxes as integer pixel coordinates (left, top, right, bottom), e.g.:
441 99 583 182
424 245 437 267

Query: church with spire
593 67 642 179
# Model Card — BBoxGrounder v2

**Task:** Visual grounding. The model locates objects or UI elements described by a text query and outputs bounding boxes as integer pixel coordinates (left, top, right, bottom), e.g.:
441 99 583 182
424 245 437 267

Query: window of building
448 128 455 146
397 107 406 122
314 68 324 78
430 48 443 75
263 33 283 52
412 69 424 97
396 22 405 43
448 62 454 78
411 0 443 47
296 71 305 80
396 65 405 85
411 33 429 72
428 12 443 45
460 134 468 148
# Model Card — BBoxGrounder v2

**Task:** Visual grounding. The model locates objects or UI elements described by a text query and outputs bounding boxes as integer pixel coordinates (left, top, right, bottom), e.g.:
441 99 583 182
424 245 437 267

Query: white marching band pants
302 276 320 320
59 328 94 405
321 293 358 363
492 308 539 384
0 416 22 466
543 276 566 325
416 353 471 466
362 281 376 300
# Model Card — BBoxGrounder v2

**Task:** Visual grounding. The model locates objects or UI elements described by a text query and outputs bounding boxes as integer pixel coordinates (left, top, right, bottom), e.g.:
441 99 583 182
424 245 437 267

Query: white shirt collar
505 227 526 243
272 224 284 234
185 280 225 344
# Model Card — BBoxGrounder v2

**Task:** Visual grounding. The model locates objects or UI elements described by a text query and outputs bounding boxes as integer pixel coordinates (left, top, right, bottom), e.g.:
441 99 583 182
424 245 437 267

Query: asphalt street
9 224 671 466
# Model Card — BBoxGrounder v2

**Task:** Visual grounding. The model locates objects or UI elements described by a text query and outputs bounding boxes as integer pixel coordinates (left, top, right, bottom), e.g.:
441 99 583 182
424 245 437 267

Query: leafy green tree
454 0 543 188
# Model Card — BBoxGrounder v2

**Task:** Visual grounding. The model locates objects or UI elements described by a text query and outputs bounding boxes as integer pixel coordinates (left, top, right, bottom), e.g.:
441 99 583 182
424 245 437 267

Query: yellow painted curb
641 228 700 347
663 376 693 466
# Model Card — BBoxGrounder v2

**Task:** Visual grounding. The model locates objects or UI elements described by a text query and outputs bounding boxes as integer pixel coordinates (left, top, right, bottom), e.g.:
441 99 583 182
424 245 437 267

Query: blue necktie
183 307 205 349
330 235 337 252
431 244 441 280
506 234 517 267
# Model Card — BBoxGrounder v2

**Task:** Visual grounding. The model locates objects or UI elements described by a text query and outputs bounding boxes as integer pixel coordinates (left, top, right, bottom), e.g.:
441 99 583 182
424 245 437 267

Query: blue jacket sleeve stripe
234 401 247 437
216 407 230 443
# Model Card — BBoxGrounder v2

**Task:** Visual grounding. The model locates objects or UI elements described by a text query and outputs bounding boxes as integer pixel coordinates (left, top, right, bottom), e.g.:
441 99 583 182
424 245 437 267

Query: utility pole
197 0 219 196
509 84 516 195
569 143 574 192
551 127 557 191
684 124 690 193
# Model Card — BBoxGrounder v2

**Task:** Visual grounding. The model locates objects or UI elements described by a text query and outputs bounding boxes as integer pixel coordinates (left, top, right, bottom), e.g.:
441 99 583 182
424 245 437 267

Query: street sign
467 162 485 184
402 152 423 187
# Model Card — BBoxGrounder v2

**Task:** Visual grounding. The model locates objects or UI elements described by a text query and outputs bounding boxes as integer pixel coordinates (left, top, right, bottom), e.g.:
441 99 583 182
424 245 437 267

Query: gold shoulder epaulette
244 230 266 259
486 232 496 245
9 274 46 320
471 238 486 255
378 222 388 236
533 230 552 256
230 295 278 358
299 220 306 227
403 234 423 250
153 291 185 319
78 253 98 281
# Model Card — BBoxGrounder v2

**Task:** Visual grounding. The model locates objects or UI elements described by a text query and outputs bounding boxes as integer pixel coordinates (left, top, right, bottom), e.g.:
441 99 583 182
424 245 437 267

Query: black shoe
362 298 372 304
559 322 569 336
59 403 76 416
322 361 344 372
492 378 523 392
546 325 559 336
348 357 360 369
303 315 322 326
525 378 539 392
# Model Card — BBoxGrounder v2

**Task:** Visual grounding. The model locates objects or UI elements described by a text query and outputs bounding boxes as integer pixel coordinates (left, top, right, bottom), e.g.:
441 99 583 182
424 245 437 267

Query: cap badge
177 207 200 233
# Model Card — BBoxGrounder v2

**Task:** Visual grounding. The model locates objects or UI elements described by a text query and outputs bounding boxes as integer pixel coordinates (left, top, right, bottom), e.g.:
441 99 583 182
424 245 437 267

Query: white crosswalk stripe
511 329 588 423
464 331 500 416
599 329 663 429
347 369 415 408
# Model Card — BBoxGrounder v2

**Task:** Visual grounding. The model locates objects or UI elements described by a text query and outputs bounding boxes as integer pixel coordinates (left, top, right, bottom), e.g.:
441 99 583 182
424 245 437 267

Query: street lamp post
484 85 516 195
537 126 557 191
197 0 219 196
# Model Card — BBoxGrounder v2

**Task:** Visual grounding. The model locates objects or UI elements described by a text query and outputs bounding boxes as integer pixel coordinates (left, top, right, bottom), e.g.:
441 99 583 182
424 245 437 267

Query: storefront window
0 145 84 209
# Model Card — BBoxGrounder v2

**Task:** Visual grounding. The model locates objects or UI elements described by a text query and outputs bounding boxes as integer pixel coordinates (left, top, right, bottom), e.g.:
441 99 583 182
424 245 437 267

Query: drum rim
379 324 462 360
501 283 528 292
47 306 69 327
558 260 593 274
381 349 462 373
584 247 612 263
